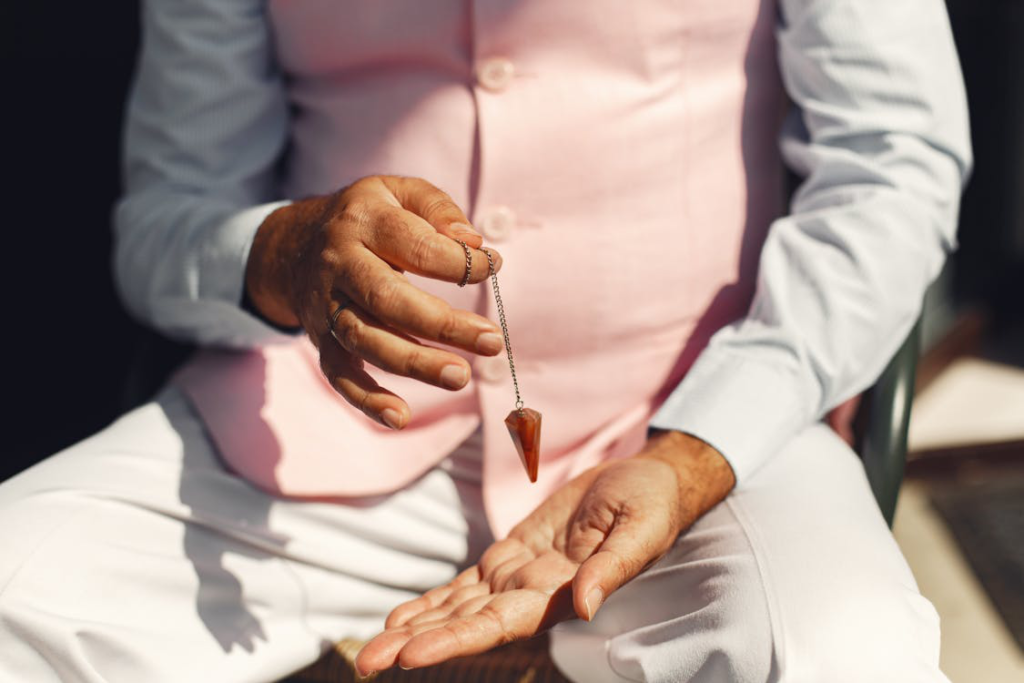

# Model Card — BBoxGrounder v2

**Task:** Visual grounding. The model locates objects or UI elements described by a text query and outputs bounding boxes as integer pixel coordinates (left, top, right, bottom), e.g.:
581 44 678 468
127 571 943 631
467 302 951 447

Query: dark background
3 1 1022 483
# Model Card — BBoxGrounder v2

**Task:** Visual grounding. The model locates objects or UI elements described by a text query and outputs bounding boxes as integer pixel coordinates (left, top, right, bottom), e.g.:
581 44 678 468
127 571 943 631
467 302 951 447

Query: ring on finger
457 240 472 288
327 299 353 343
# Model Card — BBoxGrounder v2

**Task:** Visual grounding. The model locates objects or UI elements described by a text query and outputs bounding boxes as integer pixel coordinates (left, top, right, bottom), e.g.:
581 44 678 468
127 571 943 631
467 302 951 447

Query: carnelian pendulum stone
504 408 542 483
471 245 542 483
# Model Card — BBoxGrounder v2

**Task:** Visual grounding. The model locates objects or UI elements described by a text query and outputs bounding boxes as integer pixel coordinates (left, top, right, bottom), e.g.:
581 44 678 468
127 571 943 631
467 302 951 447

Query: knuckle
364 277 403 318
356 389 374 416
407 231 439 271
335 316 365 353
317 245 346 271
347 175 380 196
339 197 374 227
421 195 457 220
374 203 406 231
435 309 461 344
402 348 427 378
337 251 371 289
614 551 644 579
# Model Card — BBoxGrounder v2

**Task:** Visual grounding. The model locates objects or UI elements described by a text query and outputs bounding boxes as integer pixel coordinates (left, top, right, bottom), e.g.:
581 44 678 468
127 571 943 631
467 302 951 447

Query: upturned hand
244 176 504 430
355 430 737 676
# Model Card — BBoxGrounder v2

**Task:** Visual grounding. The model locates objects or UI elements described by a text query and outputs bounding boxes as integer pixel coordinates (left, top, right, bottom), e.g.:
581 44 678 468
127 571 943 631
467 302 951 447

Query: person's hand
244 176 504 430
354 430 737 676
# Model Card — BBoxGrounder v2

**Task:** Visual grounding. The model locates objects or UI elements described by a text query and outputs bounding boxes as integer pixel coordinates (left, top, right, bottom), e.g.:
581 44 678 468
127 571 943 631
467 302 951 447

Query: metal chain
456 240 472 287
483 248 524 413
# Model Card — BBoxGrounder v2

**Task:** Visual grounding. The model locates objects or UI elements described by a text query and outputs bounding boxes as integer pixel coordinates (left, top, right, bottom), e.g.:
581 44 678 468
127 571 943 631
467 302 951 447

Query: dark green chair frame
853 319 921 527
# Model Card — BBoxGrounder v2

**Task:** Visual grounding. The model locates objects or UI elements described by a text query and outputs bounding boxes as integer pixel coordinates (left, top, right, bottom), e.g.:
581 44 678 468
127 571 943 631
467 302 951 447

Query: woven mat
929 475 1024 651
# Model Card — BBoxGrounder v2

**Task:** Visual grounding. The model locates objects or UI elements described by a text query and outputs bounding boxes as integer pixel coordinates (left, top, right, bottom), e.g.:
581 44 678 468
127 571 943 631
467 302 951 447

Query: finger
327 304 473 392
449 593 495 619
317 331 409 429
477 538 534 578
405 583 493 627
571 522 665 622
396 592 553 670
500 551 579 595
382 176 483 247
385 567 481 629
358 612 479 675
485 548 538 593
355 627 415 677
361 205 501 284
337 249 504 355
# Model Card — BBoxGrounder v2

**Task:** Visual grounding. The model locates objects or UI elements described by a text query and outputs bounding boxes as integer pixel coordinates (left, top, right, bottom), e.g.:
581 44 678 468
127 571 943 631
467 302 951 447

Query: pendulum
466 245 542 483
484 248 541 483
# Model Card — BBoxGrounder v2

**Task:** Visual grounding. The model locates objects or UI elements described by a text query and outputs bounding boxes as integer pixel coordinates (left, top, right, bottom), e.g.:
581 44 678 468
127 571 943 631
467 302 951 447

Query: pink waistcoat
173 0 786 538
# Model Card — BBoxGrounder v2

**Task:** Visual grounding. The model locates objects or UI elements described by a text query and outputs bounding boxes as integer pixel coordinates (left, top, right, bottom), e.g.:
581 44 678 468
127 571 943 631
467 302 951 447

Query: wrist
244 196 331 329
638 429 737 528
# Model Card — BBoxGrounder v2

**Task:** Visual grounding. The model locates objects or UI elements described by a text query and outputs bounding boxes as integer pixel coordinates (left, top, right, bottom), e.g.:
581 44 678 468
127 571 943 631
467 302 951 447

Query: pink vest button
480 206 516 241
476 355 508 383
476 57 515 93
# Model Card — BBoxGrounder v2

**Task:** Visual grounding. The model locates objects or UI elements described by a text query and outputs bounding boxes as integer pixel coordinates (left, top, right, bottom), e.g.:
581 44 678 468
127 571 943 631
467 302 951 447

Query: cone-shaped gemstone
504 408 542 483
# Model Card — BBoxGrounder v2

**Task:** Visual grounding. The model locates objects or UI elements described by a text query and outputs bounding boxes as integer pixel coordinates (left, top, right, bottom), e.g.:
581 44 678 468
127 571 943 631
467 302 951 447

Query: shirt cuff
177 199 301 348
647 348 814 484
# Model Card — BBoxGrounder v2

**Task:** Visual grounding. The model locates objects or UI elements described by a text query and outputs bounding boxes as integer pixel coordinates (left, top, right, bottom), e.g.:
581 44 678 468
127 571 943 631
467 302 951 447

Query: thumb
382 176 484 248
570 521 662 622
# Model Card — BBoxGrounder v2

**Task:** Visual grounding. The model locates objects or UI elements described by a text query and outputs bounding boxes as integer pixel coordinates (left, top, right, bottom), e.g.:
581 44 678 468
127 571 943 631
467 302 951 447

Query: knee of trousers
551 541 776 683
784 580 946 683
585 579 944 683
0 489 92 681
604 585 775 683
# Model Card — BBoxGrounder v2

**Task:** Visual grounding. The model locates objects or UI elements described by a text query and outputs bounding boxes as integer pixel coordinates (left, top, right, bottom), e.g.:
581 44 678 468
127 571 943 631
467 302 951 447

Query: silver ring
327 299 352 340
457 240 472 287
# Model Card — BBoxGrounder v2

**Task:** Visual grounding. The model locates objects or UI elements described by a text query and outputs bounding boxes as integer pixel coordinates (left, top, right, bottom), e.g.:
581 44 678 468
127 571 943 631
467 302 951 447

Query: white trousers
0 387 948 683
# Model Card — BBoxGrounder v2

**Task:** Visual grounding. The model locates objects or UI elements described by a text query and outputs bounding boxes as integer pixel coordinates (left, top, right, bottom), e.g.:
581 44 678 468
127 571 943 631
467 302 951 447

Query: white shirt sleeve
648 0 973 482
112 0 297 349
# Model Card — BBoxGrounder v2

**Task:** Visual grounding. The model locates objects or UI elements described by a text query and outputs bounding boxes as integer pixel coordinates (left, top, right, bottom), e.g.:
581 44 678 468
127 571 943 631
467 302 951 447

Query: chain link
456 240 472 287
483 248 524 414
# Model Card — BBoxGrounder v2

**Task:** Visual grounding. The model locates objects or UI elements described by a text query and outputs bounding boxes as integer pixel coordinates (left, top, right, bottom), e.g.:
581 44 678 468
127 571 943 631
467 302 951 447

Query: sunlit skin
245 175 737 676
245 175 505 430
355 429 734 675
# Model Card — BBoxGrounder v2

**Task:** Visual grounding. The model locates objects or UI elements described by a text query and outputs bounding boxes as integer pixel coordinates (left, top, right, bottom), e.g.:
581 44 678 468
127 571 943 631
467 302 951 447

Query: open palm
356 432 734 675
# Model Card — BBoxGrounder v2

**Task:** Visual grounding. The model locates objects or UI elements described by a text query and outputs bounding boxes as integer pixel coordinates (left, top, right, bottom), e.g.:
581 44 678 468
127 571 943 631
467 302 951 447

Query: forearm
638 429 737 531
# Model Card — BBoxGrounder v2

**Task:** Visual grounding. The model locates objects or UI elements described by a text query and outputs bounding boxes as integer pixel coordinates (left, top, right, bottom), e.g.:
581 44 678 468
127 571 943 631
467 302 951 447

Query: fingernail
381 409 403 430
441 364 469 389
584 587 604 621
450 222 481 238
353 658 375 679
475 332 504 355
